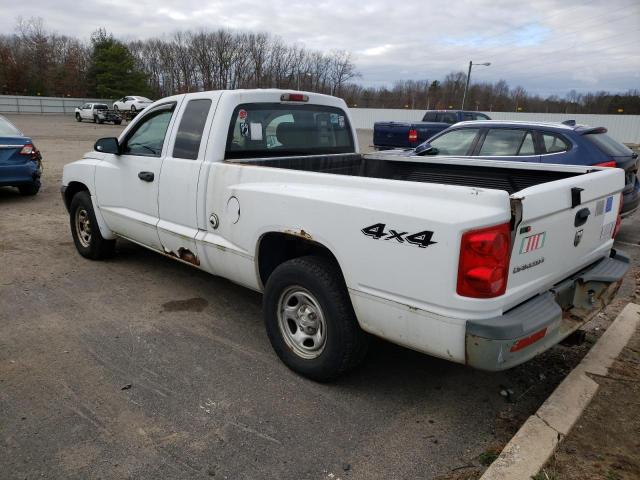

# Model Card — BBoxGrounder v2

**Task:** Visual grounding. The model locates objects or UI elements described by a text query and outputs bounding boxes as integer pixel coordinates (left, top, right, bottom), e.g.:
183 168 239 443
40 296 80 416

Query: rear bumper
465 249 629 371
621 179 640 217
0 161 42 187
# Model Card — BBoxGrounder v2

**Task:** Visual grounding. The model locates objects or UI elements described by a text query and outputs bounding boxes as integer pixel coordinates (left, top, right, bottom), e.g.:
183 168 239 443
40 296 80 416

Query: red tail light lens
408 129 418 142
594 160 617 168
280 93 308 102
457 222 511 298
19 143 35 155
612 193 623 238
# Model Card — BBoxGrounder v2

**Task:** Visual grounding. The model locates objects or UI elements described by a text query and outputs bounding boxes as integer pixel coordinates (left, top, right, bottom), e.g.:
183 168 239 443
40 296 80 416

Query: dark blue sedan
0 115 42 195
415 120 639 216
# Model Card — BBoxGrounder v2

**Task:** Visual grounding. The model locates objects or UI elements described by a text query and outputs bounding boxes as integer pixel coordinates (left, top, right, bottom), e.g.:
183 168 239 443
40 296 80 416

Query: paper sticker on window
250 123 263 141
238 109 247 120
338 116 345 128
239 122 249 137
330 113 339 124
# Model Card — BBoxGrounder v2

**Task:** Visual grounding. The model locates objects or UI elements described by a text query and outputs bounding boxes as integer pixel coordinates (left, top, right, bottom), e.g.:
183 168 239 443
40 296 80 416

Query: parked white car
61 89 628 381
112 96 153 112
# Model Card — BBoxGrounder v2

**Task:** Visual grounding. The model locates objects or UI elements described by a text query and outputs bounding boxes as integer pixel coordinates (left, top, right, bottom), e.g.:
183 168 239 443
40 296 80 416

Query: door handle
138 171 154 182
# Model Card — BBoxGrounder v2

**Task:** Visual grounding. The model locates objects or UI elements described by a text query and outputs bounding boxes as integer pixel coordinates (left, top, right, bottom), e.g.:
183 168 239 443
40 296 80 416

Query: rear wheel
114 119 122 125
263 256 369 381
69 191 115 260
18 182 40 196
130 105 137 113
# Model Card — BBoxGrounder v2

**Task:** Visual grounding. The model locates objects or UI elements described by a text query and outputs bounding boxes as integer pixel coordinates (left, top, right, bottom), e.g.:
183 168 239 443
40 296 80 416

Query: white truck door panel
95 102 179 250
157 95 220 262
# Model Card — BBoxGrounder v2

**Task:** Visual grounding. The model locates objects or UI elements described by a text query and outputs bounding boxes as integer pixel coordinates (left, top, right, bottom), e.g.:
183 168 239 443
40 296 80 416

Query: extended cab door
80 104 92 120
157 94 220 261
94 101 178 250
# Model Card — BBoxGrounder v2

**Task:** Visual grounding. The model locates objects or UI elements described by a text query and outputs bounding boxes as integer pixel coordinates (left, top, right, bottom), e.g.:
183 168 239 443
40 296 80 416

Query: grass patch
478 449 500 467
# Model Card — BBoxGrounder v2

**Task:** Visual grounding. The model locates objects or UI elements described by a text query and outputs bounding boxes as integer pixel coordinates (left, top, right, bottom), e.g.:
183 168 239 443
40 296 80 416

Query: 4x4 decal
361 223 436 248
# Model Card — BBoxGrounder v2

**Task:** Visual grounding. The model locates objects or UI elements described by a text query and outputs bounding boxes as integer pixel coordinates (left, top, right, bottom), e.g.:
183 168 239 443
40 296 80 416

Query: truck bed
228 153 580 195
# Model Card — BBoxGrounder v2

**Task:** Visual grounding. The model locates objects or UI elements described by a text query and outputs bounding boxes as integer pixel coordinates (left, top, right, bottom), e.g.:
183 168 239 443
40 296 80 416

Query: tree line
0 18 638 114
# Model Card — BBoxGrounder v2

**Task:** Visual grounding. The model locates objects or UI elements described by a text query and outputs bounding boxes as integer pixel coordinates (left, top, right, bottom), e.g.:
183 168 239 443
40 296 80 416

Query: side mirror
94 137 120 154
414 142 438 156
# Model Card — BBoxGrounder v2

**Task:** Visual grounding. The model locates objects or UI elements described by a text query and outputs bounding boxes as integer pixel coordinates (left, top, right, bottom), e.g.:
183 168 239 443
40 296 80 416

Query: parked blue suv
415 120 639 216
0 115 42 196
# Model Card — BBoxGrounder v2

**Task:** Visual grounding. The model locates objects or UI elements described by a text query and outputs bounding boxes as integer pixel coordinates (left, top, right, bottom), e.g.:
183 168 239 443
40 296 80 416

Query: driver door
94 101 179 250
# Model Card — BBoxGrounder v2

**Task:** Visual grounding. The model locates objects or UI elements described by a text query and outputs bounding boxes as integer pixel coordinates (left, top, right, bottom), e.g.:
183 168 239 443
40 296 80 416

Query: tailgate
373 122 412 148
506 167 624 299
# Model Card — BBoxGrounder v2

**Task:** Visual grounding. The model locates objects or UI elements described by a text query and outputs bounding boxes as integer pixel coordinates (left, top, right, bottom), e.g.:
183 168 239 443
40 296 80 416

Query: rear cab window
173 99 212 159
422 112 437 122
584 132 633 157
225 103 354 159
436 112 458 124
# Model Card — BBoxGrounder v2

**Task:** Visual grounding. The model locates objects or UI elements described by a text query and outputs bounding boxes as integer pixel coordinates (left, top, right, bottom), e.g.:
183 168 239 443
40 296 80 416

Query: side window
430 128 479 155
518 132 535 156
122 105 175 157
542 133 570 154
479 129 527 156
172 99 212 160
82 103 90 109
438 113 458 124
423 112 437 122
463 112 474 121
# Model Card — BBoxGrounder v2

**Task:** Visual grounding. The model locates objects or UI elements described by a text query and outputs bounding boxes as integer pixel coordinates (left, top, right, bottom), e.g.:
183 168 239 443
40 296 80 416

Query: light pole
461 61 490 110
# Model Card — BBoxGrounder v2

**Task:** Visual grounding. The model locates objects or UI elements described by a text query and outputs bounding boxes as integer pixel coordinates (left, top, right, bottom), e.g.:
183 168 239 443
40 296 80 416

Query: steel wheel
277 286 327 359
75 208 92 248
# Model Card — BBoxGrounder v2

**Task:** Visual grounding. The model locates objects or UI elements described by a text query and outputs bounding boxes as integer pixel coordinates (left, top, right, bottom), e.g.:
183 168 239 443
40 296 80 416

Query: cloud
1 0 638 95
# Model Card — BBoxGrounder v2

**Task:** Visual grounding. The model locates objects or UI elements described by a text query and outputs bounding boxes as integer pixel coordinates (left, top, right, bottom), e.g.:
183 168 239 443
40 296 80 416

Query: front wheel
130 105 137 113
113 105 119 112
69 191 116 260
76 113 81 122
263 256 369 381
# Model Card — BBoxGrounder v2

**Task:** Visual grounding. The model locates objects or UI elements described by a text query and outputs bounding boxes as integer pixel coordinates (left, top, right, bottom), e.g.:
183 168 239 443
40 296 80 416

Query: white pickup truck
61 89 629 381
75 103 122 125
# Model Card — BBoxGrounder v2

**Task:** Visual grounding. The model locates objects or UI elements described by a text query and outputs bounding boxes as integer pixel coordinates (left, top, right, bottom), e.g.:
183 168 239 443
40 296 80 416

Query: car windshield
584 132 633 157
0 116 22 136
225 103 354 159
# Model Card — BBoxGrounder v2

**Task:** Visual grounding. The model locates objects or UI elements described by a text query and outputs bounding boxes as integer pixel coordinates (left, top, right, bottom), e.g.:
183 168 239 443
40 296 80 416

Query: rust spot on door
163 247 200 266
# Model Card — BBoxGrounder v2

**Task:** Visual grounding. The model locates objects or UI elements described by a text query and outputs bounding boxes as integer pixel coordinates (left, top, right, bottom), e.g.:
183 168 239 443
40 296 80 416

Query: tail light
612 193 623 238
457 222 511 298
19 143 40 161
408 129 418 142
594 160 617 168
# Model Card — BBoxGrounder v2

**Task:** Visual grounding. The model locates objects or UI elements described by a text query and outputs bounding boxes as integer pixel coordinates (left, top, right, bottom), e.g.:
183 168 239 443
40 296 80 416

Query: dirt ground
0 115 638 480
538 293 640 480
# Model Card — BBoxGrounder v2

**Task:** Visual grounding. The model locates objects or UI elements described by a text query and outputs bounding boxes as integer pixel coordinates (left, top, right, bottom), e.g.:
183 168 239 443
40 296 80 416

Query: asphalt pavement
1 115 638 480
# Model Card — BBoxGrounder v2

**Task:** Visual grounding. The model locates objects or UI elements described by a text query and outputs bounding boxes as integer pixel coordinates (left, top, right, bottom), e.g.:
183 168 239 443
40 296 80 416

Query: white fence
349 108 640 144
2 95 639 144
0 95 113 115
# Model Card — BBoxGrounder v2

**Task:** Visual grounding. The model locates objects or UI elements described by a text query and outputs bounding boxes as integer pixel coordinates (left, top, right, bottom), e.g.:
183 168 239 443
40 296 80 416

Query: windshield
0 116 22 136
584 132 633 157
225 103 354 159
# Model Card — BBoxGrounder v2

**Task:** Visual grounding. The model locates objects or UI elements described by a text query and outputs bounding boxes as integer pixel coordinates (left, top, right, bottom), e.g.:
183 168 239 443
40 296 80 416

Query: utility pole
461 61 490 110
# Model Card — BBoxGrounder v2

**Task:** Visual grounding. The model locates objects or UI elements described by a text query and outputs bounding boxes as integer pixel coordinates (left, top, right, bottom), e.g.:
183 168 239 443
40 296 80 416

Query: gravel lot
1 115 638 480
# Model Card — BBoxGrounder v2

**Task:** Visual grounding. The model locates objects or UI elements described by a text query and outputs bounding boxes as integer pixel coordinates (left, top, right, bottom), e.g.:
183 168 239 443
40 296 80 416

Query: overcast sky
1 0 638 96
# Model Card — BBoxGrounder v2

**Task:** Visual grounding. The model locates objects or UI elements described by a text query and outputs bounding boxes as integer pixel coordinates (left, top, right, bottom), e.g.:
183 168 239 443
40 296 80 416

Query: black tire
93 115 97 123
18 182 40 196
130 105 137 113
114 120 122 125
263 255 369 381
98 118 104 124
69 191 116 260
76 113 81 122
113 105 119 111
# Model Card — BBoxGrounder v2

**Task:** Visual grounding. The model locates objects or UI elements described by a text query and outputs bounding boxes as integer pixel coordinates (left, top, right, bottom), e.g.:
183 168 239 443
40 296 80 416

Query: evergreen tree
87 28 150 99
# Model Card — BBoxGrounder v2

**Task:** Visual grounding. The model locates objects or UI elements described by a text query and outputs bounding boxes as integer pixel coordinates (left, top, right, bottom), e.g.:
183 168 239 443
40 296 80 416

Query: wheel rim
131 106 136 112
75 208 92 248
277 286 327 359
